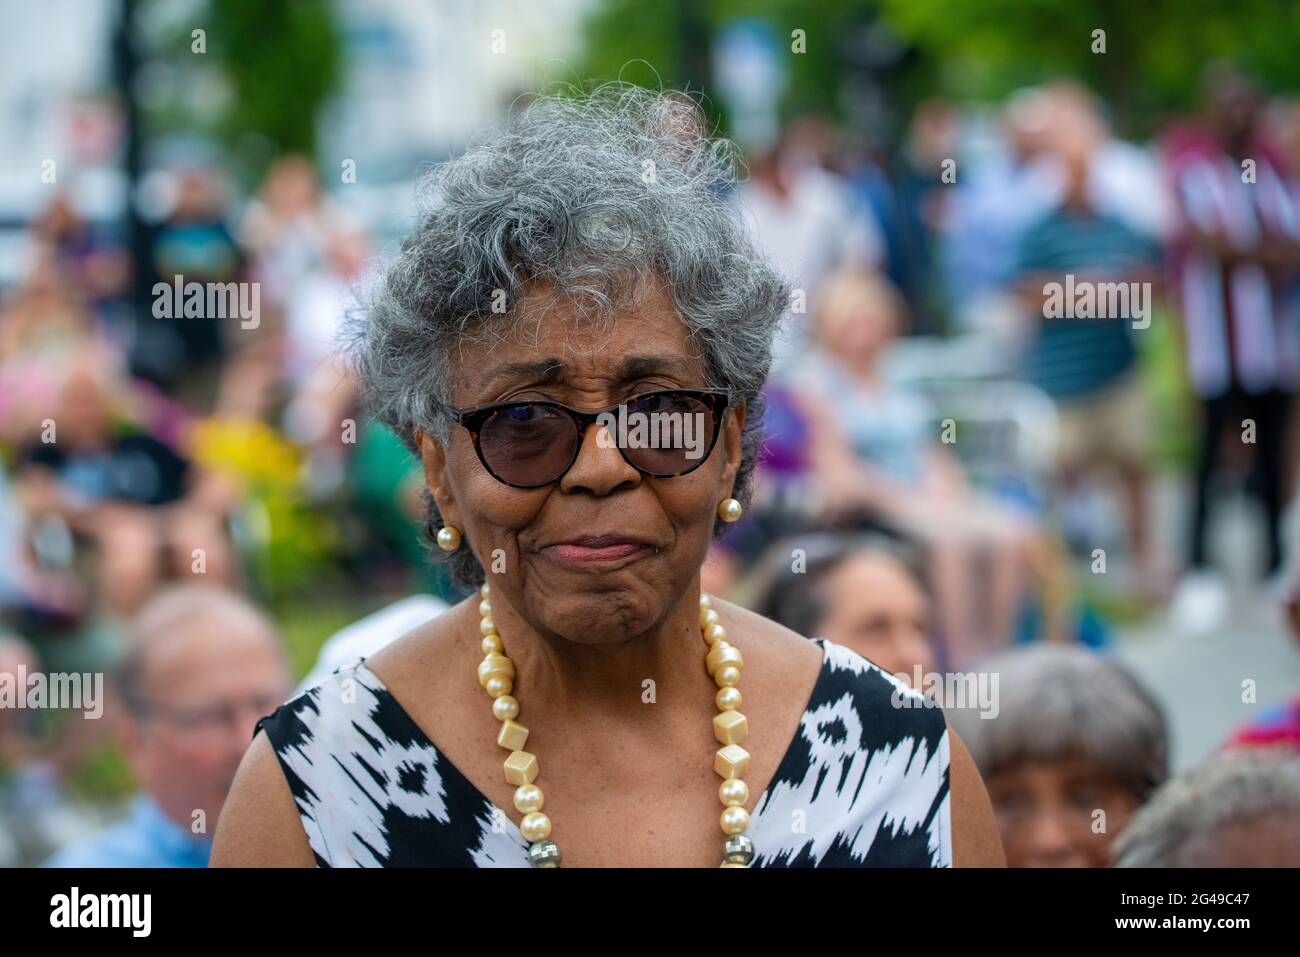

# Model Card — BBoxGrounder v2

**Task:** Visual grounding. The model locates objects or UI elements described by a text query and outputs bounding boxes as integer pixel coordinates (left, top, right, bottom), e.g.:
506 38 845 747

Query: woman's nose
559 421 640 495
1024 806 1084 865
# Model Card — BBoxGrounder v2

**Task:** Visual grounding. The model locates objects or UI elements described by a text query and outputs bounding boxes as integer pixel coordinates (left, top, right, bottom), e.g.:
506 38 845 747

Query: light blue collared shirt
41 795 213 868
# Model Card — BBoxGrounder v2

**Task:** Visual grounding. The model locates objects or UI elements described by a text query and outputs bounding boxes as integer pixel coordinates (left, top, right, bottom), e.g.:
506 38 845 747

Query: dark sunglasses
448 388 730 488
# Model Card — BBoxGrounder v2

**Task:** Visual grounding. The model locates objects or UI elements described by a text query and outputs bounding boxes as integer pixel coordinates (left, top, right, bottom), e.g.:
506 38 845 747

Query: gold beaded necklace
475 583 755 867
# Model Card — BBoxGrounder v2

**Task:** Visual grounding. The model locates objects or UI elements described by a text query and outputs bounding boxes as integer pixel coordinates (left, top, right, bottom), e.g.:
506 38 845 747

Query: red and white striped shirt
1173 151 1300 398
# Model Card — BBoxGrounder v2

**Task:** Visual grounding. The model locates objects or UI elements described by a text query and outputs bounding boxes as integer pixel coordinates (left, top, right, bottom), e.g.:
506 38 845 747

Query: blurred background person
734 121 885 372
1222 523 1300 755
240 154 355 319
1165 64 1300 631
751 533 937 683
0 631 105 866
134 168 246 406
279 229 369 498
1012 85 1165 598
1112 749 1300 867
42 585 290 867
784 266 1051 661
12 345 239 619
29 193 130 320
0 255 108 450
951 644 1168 867
842 97 957 337
0 635 44 772
940 87 1064 337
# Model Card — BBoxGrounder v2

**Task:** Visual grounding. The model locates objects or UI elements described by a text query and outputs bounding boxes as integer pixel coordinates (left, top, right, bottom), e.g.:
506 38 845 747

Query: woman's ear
415 428 459 527
720 400 747 497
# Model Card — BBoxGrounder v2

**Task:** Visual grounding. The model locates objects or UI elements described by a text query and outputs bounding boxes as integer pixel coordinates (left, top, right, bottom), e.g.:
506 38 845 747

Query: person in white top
294 593 449 697
734 129 884 372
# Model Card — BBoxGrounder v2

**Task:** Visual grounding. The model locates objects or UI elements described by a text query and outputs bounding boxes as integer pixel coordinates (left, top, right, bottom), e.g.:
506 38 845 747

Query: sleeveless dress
253 637 952 867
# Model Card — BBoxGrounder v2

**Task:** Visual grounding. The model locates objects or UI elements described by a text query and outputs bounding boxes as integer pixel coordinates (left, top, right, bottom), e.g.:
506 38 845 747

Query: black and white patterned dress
254 638 952 867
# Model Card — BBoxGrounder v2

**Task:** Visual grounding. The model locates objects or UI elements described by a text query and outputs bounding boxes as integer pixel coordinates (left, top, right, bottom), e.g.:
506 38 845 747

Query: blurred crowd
3 62 1300 868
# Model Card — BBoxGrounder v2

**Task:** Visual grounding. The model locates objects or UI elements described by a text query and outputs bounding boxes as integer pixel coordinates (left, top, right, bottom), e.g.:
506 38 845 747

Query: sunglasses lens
479 404 577 486
619 391 717 476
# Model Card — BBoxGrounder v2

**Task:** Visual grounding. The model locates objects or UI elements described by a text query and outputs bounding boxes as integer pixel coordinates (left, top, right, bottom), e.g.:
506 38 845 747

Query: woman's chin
522 574 673 643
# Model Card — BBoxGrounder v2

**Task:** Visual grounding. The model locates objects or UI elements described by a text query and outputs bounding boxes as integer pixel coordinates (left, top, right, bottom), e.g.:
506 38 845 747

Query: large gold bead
497 718 529 752
713 710 748 746
716 687 742 711
478 653 515 687
492 695 519 721
714 743 750 779
503 750 539 785
706 642 743 675
481 634 503 655
485 675 513 698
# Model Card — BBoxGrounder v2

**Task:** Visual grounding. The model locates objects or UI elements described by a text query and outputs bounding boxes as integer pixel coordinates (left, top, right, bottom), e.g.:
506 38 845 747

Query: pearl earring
717 498 743 523
436 525 462 551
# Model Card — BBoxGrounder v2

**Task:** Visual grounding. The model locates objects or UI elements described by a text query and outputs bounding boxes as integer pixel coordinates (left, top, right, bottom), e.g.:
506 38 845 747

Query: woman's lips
541 538 655 565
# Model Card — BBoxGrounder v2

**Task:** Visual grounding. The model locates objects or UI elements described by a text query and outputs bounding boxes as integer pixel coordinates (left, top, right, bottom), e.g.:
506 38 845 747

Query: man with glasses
43 585 290 867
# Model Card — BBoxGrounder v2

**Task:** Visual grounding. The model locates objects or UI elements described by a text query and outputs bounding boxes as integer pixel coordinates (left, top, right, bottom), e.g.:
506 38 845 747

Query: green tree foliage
143 0 343 186
577 0 868 126
579 0 1300 137
878 0 1300 133
205 0 342 157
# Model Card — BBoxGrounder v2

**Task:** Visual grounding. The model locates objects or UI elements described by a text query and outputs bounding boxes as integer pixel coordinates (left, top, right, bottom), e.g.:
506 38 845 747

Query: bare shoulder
711 596 823 692
363 595 472 701
210 729 316 867
946 722 1006 867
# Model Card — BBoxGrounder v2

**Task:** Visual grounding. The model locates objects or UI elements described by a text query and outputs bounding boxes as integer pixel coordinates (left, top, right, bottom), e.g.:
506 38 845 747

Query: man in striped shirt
1165 66 1300 610
1014 94 1163 588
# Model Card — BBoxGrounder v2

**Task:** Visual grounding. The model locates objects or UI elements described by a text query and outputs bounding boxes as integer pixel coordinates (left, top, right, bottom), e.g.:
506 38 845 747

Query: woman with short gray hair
949 644 1167 867
1113 749 1300 867
214 86 1002 868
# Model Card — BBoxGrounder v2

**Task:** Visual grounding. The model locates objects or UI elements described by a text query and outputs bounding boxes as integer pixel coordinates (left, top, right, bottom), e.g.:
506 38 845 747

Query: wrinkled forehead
447 277 708 403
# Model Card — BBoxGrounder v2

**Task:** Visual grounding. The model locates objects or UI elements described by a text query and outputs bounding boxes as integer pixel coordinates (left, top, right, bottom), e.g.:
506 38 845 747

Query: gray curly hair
350 85 790 588
948 644 1169 803
1112 750 1300 866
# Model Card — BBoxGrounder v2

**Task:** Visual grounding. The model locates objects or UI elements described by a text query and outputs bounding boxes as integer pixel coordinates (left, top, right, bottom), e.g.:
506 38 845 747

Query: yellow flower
189 417 303 491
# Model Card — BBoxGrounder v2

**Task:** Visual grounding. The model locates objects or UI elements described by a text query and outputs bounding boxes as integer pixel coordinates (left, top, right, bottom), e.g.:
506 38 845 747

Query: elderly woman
1112 750 1300 867
212 88 1002 868
949 644 1167 867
